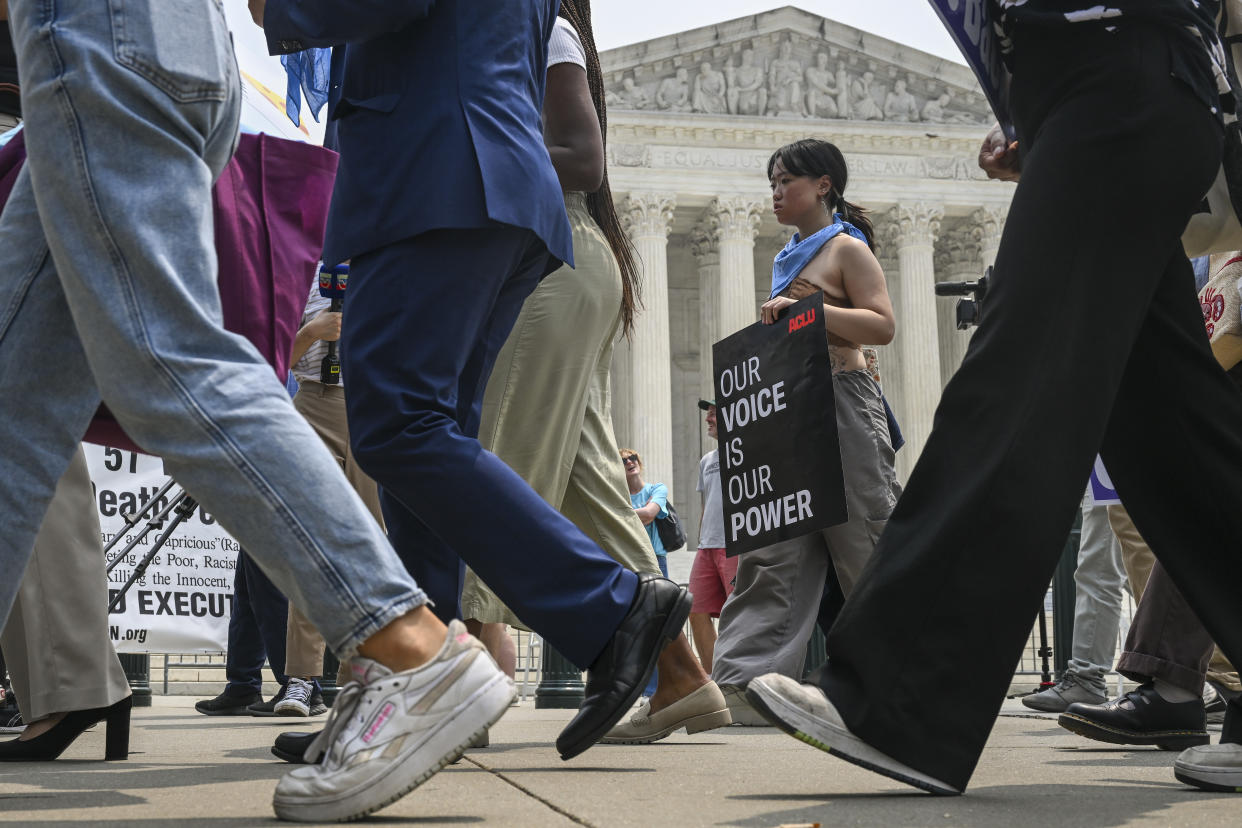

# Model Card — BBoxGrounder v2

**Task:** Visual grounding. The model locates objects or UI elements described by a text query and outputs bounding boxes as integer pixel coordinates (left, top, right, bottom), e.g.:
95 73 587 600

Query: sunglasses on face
622 455 640 466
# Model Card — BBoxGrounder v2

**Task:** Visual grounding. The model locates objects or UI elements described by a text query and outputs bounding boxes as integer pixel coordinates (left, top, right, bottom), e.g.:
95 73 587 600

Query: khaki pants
1108 504 1240 692
460 196 659 628
283 382 384 682
1 447 130 721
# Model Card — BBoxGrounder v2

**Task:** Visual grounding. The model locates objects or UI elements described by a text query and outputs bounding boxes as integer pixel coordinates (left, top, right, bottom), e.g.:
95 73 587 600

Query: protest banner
927 0 1012 136
86 445 239 653
1088 456 1121 506
712 292 847 556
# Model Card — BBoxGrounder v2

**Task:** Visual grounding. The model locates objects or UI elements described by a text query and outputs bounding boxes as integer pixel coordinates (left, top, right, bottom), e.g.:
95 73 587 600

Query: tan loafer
600 681 732 744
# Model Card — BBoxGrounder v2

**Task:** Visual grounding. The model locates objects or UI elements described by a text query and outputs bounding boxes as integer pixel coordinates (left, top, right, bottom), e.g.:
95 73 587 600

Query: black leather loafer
1059 683 1209 750
555 574 692 761
272 730 318 764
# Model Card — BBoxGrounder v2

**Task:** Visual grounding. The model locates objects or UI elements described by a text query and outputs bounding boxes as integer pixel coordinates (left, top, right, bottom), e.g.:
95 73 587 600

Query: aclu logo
787 307 817 334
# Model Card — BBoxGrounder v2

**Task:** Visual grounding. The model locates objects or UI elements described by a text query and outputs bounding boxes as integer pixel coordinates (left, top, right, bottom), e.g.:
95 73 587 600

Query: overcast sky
593 1 965 64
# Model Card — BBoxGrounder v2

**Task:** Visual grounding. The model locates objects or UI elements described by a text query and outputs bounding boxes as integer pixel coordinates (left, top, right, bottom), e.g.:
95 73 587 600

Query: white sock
1151 678 1198 704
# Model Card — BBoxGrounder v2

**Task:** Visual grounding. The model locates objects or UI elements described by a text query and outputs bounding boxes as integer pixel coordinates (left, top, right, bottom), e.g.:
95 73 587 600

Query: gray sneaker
1021 675 1106 713
271 620 515 822
1174 743 1242 792
747 673 960 796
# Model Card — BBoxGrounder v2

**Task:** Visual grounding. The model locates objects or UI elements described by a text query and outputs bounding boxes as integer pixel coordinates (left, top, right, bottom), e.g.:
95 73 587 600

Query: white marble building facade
600 8 1015 549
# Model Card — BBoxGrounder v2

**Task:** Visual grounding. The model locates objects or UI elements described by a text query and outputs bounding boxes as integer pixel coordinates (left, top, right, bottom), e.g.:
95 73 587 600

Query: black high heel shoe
0 695 131 761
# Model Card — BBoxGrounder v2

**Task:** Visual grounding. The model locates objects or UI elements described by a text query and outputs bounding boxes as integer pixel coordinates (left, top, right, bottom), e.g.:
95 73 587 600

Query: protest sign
87 445 239 653
712 292 847 556
927 0 1012 136
1088 456 1121 506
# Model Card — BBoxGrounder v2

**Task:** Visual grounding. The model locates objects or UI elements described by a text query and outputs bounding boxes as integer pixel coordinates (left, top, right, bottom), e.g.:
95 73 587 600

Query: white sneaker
720 684 772 727
1175 742 1242 792
1203 683 1228 726
275 678 313 717
747 673 960 796
271 619 516 822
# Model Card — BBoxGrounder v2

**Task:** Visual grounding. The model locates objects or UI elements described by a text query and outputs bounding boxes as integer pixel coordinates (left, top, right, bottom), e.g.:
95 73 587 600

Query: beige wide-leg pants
283 382 384 683
461 195 660 629
1 447 130 721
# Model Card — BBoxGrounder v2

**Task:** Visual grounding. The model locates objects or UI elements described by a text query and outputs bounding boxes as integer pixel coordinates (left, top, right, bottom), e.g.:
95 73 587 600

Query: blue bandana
770 216 868 299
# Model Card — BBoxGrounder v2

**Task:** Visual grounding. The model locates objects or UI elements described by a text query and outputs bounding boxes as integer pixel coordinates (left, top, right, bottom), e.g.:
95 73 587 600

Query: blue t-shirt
631 483 669 557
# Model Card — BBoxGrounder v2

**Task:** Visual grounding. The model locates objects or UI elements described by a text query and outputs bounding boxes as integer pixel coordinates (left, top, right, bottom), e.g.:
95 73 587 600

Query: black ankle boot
0 696 132 761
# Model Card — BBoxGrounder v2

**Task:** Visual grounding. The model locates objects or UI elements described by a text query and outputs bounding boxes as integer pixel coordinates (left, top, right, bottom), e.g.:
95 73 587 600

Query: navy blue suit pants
224 550 289 697
342 226 638 669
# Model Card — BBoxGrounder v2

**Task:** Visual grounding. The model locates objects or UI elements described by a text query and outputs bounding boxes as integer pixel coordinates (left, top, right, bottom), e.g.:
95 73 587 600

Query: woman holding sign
713 139 902 724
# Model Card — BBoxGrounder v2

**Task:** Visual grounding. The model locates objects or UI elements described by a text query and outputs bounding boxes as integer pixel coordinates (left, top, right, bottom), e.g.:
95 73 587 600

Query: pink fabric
689 547 739 617
0 131 338 454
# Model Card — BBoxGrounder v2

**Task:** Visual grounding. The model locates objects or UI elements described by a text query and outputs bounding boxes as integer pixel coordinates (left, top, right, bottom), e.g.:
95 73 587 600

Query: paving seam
463 756 596 827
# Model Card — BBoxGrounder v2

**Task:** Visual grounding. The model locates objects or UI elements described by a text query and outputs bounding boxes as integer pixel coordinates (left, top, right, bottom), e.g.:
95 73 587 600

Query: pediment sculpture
604 31 992 127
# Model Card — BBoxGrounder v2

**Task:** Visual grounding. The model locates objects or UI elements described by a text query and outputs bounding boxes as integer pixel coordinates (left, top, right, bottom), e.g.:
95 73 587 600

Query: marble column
875 219 904 457
619 192 677 490
693 195 763 406
973 205 1008 272
888 203 944 479
690 225 721 411
934 223 981 389
711 195 764 339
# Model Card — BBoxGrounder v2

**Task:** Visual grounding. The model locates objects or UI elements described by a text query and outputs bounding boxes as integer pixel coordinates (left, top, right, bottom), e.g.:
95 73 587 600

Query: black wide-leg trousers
816 23 1242 791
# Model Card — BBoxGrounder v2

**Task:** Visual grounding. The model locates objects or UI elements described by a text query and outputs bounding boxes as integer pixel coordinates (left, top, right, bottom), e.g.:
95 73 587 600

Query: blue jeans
224 552 289 697
0 1 423 658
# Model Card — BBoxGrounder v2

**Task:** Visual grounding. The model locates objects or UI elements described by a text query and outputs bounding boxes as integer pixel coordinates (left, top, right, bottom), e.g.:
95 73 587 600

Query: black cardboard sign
712 291 847 556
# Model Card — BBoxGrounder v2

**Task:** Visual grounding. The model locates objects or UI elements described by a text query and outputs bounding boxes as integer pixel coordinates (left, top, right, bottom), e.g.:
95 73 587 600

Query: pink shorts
689 547 739 617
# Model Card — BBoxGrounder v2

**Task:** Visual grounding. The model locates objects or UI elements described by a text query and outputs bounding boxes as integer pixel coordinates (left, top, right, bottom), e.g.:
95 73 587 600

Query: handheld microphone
318 263 348 384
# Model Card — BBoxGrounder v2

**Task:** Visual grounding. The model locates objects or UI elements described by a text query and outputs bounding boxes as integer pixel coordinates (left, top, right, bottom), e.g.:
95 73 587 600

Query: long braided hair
557 0 642 336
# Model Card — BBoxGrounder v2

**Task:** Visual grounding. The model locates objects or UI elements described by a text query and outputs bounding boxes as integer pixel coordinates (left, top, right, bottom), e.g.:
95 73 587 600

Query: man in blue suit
255 0 691 765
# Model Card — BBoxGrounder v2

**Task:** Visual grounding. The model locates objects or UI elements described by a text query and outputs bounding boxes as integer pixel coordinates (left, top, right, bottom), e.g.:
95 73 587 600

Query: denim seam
0 245 49 346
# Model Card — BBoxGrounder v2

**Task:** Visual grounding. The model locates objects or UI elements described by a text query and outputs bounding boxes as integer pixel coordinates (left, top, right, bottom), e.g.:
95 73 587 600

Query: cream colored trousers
462 195 660 629
283 382 384 682
1 447 130 721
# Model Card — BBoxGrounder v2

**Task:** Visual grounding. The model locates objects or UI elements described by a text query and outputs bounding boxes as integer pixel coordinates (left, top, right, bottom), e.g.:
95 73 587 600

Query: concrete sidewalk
0 697 1235 827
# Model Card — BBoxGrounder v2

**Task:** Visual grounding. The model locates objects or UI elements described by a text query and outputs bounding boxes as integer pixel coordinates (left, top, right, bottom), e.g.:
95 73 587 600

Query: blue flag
281 48 333 127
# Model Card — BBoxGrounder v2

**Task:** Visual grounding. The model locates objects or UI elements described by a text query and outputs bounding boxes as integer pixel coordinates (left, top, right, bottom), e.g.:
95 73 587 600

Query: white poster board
88 445 240 653
1087 456 1121 507
222 0 327 145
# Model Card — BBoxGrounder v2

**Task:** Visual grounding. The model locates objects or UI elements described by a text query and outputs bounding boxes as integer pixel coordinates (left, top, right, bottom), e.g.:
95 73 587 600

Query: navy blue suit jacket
264 0 572 269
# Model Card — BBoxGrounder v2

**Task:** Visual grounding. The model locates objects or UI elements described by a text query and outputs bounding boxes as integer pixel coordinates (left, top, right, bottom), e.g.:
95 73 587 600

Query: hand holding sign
978 122 1020 182
713 292 847 556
